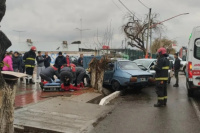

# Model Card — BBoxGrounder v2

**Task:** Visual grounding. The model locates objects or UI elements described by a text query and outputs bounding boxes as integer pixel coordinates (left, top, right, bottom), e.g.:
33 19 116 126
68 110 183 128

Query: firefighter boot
26 79 29 85
154 100 165 107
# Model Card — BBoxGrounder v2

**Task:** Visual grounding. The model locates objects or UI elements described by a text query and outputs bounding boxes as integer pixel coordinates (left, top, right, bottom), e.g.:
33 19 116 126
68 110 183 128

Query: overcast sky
1 0 200 50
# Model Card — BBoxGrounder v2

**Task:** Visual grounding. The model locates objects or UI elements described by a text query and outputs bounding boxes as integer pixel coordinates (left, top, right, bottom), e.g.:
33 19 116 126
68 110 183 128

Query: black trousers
26 67 34 75
77 71 86 84
175 70 179 85
156 81 167 102
40 73 52 83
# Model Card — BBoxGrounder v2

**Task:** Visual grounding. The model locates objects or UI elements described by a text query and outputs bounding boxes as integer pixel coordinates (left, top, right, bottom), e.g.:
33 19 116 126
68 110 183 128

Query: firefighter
23 46 37 85
152 47 169 107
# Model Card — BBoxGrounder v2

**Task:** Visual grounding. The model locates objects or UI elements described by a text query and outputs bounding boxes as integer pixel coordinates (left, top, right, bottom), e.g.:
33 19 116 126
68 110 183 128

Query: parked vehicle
186 27 200 97
169 54 186 73
133 58 172 84
103 59 153 90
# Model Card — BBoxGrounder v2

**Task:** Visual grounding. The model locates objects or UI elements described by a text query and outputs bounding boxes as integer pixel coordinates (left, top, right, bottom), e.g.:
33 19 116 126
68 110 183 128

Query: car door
192 38 200 86
149 60 156 78
103 63 115 85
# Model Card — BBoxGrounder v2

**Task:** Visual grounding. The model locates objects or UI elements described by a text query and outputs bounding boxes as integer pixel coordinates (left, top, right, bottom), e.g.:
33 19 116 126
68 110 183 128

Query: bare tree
123 14 161 55
0 1 17 133
94 22 114 50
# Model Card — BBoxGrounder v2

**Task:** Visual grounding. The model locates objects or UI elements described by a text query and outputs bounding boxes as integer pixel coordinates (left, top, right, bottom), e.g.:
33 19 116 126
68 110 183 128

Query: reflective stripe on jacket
154 57 169 81
23 50 36 68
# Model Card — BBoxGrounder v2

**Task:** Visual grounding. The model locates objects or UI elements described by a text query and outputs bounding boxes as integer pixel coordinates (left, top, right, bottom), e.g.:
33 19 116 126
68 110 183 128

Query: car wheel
187 89 194 97
111 80 121 91
186 81 194 97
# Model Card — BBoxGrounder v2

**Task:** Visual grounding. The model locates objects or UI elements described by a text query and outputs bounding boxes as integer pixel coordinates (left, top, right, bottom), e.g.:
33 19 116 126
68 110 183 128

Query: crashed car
103 59 153 90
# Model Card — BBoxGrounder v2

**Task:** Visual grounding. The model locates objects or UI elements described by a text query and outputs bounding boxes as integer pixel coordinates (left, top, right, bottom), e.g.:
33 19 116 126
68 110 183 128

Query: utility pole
145 8 151 58
150 22 153 57
76 18 90 51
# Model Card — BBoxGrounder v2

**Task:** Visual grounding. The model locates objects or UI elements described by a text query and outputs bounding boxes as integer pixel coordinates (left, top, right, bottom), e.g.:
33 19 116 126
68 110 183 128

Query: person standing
2 52 13 71
78 54 83 67
173 53 181 87
66 55 71 66
43 52 51 68
54 52 66 72
36 51 45 82
23 46 37 85
152 47 169 107
12 51 21 72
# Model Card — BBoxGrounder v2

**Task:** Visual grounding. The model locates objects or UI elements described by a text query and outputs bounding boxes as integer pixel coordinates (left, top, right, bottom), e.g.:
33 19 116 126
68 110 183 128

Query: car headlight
130 77 137 82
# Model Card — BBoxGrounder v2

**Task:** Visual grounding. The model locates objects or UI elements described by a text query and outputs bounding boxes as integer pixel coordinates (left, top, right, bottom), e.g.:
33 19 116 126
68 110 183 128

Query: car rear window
194 38 200 59
118 61 140 70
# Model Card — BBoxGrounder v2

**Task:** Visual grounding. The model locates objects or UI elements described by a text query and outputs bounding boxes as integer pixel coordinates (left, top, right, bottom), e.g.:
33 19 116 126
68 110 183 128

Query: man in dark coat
54 52 66 72
173 53 181 87
43 52 51 68
12 51 21 72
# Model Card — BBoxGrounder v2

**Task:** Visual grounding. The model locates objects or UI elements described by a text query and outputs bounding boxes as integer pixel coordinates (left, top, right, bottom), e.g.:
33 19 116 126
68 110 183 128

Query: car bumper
125 81 149 87
187 80 200 90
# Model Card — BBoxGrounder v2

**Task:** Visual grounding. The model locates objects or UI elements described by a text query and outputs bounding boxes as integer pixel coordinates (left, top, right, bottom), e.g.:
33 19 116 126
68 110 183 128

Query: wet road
91 73 200 133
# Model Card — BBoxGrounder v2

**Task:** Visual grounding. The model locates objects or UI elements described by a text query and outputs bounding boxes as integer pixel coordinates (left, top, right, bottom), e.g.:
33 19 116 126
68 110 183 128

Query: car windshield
118 61 140 70
133 60 153 68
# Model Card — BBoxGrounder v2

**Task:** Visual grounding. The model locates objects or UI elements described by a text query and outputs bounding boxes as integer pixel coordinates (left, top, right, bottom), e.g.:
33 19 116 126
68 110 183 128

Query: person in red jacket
2 52 13 71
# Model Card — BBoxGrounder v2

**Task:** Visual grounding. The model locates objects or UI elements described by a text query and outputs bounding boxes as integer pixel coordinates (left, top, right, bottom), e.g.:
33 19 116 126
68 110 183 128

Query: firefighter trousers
156 81 167 104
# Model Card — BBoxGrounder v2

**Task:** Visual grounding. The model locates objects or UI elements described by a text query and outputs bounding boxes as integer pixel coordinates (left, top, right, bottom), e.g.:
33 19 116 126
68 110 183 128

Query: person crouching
76 67 86 88
40 65 60 83
60 65 79 91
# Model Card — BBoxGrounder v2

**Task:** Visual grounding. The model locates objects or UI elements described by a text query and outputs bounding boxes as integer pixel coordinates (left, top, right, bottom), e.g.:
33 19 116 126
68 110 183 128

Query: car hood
123 70 152 76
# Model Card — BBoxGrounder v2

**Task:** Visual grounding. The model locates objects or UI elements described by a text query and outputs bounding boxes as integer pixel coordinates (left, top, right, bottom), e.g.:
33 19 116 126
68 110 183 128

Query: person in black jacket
23 46 37 85
78 54 83 67
173 53 181 87
54 52 66 72
12 51 21 72
43 52 51 68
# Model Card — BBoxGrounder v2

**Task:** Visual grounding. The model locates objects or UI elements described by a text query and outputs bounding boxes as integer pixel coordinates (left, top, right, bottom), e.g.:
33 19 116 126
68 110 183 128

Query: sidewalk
14 92 113 133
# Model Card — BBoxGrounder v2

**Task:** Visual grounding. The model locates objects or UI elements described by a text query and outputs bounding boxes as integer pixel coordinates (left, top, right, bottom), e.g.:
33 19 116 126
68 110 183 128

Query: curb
190 98 200 122
99 91 120 106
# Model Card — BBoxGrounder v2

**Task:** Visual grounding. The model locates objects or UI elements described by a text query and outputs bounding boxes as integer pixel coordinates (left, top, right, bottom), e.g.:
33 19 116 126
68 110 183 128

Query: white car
186 26 200 97
133 59 173 84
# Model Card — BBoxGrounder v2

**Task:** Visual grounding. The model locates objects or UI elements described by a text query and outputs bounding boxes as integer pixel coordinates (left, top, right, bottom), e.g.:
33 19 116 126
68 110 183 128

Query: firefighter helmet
157 47 167 55
31 46 36 51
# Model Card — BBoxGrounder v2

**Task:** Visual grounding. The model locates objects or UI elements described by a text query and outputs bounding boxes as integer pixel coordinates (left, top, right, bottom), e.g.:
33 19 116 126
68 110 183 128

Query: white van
186 26 200 97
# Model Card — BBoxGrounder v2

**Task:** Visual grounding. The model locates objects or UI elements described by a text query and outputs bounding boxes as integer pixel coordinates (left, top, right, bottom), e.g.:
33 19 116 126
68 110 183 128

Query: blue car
103 60 153 90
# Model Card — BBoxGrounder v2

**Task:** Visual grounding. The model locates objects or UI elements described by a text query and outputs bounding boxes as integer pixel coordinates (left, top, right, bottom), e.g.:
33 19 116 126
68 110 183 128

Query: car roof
134 58 157 61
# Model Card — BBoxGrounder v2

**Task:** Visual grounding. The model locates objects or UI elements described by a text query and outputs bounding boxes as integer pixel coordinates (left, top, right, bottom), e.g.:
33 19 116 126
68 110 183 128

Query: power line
118 0 139 20
138 0 149 9
112 0 122 11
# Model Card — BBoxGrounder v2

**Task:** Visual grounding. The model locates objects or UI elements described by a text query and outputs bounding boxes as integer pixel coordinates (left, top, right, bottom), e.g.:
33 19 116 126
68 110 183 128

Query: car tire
111 80 121 91
187 89 194 97
186 81 194 97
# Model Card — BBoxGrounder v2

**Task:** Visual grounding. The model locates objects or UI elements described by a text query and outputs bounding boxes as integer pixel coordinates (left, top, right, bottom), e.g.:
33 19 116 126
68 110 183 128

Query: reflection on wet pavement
14 80 93 108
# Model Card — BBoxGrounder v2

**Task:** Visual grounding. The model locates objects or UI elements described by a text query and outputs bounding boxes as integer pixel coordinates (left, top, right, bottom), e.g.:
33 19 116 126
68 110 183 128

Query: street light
75 18 90 51
150 13 189 29
13 30 26 43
